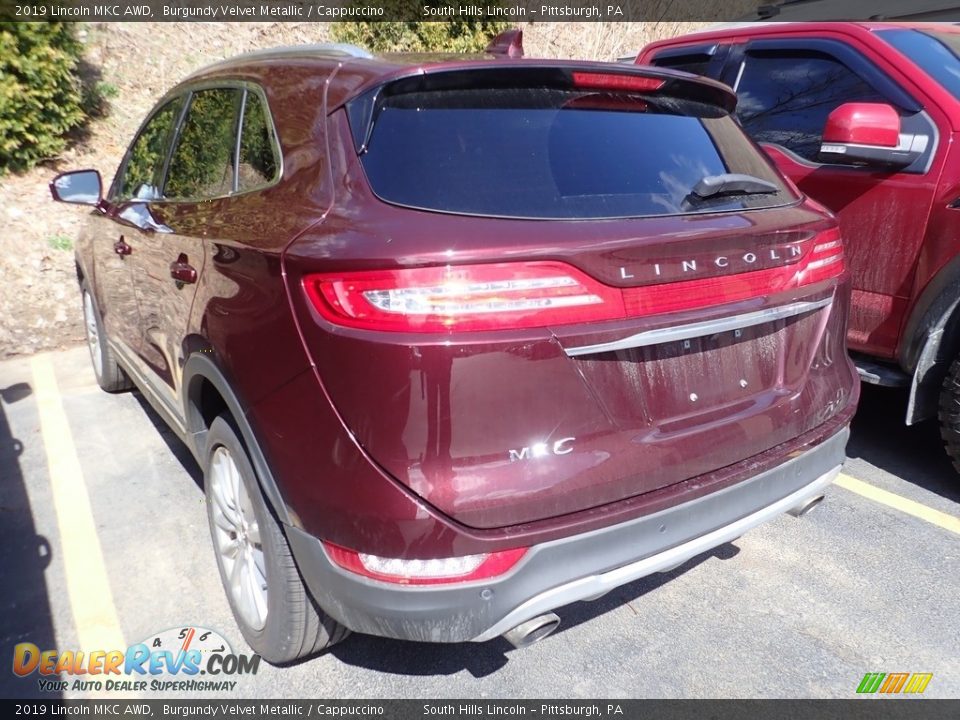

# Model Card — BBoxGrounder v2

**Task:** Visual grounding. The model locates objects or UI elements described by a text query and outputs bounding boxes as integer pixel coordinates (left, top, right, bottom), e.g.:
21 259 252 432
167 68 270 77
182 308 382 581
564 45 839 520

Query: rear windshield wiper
684 173 780 207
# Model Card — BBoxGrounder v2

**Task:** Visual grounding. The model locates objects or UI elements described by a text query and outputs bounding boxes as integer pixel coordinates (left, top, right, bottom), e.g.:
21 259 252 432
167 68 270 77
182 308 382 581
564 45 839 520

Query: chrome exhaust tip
788 494 825 518
502 613 560 649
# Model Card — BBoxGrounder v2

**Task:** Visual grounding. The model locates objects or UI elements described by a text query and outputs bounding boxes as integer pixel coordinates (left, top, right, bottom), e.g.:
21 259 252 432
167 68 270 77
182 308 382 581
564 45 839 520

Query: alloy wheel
83 292 103 378
209 446 268 630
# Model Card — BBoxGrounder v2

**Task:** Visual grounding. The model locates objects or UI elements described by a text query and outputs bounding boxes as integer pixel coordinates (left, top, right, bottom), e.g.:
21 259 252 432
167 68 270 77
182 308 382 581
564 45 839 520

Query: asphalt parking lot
1 346 958 699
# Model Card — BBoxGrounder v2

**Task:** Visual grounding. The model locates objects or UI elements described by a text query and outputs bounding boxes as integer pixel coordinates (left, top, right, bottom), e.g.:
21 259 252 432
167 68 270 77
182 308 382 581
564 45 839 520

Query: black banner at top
2 0 960 22
2 700 960 719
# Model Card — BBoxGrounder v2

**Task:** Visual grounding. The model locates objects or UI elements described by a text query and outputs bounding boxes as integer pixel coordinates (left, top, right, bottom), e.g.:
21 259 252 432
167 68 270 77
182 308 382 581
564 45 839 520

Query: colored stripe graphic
857 672 932 694
857 673 885 693
903 674 934 694
880 673 910 693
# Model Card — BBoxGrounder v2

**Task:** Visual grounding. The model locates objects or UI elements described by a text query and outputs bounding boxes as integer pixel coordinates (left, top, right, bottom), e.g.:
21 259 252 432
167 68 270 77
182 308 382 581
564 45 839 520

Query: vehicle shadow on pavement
326 544 740 678
0 383 62 699
846 383 960 503
132 392 203 489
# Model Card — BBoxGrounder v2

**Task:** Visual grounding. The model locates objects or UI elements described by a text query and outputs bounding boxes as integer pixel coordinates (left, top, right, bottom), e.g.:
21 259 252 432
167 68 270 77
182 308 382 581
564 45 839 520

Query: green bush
332 6 512 54
0 22 86 174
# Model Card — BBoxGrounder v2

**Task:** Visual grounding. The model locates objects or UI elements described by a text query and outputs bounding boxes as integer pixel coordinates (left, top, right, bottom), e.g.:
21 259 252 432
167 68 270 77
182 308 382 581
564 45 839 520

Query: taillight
323 543 528 585
801 227 845 285
621 265 799 317
571 71 665 93
302 262 625 332
302 229 844 333
621 228 844 316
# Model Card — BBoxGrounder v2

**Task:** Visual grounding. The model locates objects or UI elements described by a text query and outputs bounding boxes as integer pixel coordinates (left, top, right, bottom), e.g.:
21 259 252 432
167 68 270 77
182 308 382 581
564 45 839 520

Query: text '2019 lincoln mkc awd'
50 41 859 662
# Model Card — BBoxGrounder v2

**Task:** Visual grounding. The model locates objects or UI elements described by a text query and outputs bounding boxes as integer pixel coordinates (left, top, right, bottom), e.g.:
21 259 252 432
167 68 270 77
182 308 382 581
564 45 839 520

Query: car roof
177 43 739 113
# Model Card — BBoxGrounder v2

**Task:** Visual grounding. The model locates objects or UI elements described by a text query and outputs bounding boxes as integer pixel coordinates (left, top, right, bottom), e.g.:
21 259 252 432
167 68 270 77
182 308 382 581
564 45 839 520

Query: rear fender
180 352 292 525
899 254 960 425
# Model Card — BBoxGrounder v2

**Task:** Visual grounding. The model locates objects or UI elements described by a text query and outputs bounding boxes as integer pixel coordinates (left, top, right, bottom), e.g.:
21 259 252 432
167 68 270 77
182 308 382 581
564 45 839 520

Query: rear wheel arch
203 414 348 661
899 254 960 424
181 352 292 526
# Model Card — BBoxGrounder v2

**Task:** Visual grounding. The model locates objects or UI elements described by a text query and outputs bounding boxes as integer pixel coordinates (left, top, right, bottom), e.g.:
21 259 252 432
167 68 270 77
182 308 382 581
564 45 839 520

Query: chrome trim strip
563 295 833 357
471 464 841 642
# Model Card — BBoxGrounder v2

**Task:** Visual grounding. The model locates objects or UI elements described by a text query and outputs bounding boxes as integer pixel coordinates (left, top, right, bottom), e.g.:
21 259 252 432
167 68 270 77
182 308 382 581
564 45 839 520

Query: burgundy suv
640 22 960 472
50 43 858 662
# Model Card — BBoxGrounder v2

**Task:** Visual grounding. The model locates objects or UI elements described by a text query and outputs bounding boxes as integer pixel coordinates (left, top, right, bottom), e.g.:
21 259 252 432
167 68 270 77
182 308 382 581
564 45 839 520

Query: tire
204 415 349 663
939 355 960 474
81 282 132 393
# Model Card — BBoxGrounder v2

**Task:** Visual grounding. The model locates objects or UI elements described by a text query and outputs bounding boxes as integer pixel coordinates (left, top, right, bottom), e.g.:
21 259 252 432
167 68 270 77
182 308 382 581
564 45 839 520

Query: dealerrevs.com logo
13 626 260 693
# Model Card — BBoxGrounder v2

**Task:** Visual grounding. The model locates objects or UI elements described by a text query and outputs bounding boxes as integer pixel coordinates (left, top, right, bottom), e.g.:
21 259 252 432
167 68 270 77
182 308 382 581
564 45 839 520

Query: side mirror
819 103 927 169
50 169 102 206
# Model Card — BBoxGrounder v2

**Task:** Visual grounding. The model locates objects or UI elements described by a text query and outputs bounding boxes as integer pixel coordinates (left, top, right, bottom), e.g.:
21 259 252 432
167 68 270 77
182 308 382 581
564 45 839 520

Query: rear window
355 87 793 220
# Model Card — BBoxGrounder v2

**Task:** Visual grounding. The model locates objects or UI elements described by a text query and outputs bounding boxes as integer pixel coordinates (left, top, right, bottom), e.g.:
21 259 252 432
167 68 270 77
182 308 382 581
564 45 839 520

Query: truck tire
204 414 349 663
938 355 960 474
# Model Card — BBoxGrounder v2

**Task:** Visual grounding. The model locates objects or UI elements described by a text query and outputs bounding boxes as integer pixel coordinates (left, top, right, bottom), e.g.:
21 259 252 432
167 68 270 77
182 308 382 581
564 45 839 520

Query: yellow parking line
31 354 125 653
836 472 960 536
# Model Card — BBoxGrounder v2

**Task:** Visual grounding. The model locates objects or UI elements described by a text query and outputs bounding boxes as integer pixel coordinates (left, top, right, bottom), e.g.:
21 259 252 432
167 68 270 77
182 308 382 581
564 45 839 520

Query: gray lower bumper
287 426 848 644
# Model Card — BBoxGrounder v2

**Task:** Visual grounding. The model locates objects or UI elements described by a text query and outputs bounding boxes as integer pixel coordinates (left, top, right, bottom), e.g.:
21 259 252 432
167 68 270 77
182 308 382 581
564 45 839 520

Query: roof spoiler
486 28 524 58
342 64 737 153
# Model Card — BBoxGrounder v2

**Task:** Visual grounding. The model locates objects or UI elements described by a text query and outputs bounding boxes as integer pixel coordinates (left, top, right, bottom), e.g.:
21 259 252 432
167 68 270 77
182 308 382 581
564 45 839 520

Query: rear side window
356 88 791 219
116 97 183 201
165 88 242 200
237 92 279 192
735 52 886 161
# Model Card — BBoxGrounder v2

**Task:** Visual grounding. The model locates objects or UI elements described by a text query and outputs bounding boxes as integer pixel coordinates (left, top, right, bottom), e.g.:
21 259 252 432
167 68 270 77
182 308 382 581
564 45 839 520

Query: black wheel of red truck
204 414 349 663
81 281 132 393
938 356 960 474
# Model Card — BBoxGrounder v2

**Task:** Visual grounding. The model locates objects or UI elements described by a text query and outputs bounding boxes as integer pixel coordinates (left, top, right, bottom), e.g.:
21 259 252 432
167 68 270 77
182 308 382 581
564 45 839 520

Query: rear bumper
287 425 848 643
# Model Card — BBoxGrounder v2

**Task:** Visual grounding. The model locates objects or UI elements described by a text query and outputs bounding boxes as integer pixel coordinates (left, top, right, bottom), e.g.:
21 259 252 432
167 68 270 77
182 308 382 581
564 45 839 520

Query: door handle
169 255 197 284
114 237 132 256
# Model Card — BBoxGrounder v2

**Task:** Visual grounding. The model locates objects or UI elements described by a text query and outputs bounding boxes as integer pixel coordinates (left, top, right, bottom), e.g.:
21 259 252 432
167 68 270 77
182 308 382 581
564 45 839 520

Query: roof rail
304 43 374 59
228 43 374 61
186 43 374 79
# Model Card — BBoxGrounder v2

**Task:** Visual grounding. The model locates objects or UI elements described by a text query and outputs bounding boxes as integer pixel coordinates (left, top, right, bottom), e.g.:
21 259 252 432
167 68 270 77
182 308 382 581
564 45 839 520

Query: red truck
639 22 960 472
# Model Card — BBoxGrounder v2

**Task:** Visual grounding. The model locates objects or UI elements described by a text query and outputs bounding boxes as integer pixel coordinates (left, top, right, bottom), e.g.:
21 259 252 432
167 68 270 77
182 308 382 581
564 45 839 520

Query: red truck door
647 36 942 360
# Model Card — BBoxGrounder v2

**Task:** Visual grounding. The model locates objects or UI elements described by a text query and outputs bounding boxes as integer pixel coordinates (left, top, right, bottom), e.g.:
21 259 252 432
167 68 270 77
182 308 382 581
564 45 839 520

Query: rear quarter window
237 91 280 192
356 87 793 220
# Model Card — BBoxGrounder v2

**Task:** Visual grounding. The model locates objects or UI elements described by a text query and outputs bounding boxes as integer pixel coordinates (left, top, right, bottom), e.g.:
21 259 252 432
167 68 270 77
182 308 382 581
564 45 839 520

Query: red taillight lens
620 227 843 316
303 262 625 332
303 229 843 333
622 264 800 317
571 72 665 93
323 543 528 586
800 227 845 285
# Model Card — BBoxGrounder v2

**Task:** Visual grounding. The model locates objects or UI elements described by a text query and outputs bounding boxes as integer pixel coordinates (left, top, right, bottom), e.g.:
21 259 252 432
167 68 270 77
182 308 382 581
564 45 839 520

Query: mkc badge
509 437 575 462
